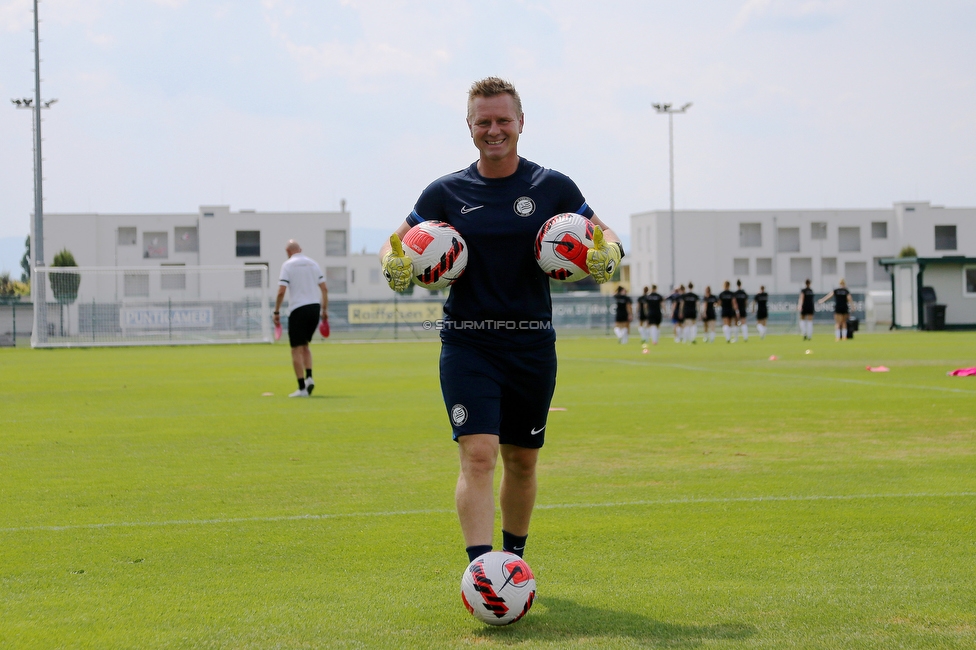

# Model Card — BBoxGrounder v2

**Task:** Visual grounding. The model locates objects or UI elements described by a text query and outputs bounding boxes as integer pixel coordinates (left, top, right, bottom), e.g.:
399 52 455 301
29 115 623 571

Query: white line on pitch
570 357 976 395
2 492 974 535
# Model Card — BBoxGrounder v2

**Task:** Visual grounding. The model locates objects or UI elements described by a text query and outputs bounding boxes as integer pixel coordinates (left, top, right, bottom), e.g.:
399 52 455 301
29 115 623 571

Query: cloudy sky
1 0 974 263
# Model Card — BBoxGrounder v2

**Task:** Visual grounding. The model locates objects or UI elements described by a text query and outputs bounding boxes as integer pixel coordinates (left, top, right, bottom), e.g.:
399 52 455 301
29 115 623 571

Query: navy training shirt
407 157 594 348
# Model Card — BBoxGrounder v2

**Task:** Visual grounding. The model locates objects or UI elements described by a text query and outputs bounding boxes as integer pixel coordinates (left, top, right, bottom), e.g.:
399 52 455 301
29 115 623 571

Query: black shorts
648 314 662 326
721 308 735 320
439 341 556 449
288 303 320 348
757 308 768 320
801 309 815 317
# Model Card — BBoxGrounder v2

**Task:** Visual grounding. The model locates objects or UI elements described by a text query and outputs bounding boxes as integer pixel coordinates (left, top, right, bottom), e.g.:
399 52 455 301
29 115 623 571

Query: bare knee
501 446 538 480
459 435 498 479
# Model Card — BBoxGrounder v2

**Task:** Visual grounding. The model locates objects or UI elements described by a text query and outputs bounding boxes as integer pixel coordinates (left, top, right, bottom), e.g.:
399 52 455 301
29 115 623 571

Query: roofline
879 256 976 266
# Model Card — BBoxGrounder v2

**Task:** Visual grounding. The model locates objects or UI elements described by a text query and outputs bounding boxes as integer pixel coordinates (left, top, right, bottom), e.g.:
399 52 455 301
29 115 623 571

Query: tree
899 245 918 258
0 272 29 309
20 235 30 283
50 248 81 304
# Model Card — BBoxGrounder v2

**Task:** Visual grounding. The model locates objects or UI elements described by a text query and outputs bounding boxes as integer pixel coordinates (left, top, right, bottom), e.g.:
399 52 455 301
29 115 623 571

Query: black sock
466 544 493 563
502 530 527 557
305 369 312 379
298 378 306 390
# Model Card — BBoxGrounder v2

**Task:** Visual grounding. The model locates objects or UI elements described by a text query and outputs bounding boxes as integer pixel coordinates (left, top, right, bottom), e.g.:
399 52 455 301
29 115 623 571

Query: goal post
31 265 272 348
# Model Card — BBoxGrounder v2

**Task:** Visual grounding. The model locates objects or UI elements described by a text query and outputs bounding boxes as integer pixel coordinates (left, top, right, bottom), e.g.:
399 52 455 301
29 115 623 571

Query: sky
1 0 975 262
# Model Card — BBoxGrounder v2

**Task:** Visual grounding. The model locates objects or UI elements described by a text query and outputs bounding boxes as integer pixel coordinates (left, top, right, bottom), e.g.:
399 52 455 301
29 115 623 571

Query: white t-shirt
278 254 325 313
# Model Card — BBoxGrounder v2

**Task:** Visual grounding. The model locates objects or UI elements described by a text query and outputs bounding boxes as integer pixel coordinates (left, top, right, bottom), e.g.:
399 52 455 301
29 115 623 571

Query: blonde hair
467 77 522 120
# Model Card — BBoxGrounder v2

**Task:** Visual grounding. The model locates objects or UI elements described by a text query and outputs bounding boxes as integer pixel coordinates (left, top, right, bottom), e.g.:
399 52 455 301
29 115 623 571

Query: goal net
32 265 271 348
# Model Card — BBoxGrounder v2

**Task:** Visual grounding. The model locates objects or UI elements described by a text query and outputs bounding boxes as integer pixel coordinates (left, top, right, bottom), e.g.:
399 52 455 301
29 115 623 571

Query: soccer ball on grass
460 551 536 625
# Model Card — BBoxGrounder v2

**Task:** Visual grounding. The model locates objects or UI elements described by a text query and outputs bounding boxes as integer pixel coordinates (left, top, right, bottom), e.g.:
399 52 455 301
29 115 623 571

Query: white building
36 205 396 301
629 201 976 294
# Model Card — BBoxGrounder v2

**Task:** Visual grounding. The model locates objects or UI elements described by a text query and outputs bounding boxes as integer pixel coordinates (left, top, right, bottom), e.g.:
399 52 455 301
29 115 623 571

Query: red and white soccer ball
460 551 536 626
534 213 594 282
401 221 468 291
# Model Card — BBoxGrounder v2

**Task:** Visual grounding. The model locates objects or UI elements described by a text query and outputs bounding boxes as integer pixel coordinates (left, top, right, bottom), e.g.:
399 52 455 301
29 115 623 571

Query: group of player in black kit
614 277 856 347
614 279 766 347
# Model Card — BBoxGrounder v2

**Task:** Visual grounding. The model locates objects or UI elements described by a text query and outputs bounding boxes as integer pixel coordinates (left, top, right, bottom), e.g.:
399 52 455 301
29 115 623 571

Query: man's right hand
381 233 414 292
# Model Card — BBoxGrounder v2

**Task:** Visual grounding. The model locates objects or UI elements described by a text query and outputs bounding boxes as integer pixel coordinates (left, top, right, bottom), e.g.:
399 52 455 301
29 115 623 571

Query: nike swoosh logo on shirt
460 205 484 214
530 426 545 435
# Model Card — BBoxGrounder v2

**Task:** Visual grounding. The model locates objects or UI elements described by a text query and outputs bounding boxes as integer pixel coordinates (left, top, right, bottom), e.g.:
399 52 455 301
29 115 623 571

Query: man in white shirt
274 240 328 397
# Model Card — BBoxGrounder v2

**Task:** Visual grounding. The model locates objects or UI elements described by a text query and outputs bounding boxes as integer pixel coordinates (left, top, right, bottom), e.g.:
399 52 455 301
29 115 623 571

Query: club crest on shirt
513 196 536 217
451 404 468 426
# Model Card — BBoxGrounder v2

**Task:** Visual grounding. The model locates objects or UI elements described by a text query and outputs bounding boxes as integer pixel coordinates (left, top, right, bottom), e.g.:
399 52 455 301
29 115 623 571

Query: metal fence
2 292 868 346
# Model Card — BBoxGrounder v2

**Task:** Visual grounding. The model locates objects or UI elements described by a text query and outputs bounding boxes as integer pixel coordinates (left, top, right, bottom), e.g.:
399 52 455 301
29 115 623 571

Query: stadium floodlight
653 101 693 290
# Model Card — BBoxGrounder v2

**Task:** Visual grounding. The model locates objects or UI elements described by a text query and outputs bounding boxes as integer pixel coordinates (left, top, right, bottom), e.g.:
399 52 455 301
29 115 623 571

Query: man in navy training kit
379 77 623 564
274 240 328 397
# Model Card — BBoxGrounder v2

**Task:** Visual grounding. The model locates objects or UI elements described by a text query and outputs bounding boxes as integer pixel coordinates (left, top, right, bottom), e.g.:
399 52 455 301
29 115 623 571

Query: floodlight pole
11 0 54 342
653 102 692 290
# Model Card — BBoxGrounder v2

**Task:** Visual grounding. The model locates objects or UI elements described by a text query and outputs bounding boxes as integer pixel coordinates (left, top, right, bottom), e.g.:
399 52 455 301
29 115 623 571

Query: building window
236 231 260 257
203 211 215 218
756 258 772 275
118 227 137 246
845 261 867 287
369 268 380 284
326 266 347 293
822 257 837 275
811 222 827 240
873 257 891 283
739 223 761 248
160 264 186 290
733 258 749 276
838 227 861 252
174 227 199 253
143 232 168 259
244 263 267 289
935 225 957 251
871 222 888 239
350 269 356 284
965 267 976 295
326 230 347 257
790 258 812 284
124 272 149 297
777 227 800 253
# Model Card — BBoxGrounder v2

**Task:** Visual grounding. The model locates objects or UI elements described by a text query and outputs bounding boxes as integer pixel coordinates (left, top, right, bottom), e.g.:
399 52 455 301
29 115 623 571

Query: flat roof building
629 201 976 295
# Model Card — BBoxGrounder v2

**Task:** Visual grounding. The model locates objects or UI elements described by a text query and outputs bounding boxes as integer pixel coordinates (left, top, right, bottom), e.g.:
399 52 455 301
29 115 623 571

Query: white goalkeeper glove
586 225 622 284
381 233 414 292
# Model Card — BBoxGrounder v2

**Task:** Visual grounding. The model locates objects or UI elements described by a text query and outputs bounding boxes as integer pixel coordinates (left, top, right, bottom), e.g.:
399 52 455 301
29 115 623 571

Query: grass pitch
1 330 975 648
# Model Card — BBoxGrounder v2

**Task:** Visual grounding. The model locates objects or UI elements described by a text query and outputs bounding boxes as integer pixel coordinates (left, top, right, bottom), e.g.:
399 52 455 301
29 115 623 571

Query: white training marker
548 407 567 412
262 392 274 396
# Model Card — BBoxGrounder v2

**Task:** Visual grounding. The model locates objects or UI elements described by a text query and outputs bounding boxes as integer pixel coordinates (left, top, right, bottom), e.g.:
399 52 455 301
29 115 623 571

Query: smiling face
467 93 523 177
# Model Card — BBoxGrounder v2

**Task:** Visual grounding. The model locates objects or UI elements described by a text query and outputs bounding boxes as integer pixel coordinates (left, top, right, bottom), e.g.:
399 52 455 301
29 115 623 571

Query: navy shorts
288 303 320 348
439 341 556 449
